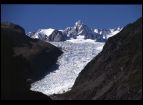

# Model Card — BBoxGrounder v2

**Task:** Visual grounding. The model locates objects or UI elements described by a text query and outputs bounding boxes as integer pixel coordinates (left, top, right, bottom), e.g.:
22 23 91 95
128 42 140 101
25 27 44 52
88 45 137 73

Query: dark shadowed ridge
51 17 142 100
1 22 63 100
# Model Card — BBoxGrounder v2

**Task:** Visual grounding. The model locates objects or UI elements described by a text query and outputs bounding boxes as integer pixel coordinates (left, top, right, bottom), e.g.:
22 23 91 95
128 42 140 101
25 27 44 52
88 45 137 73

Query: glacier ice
31 41 104 95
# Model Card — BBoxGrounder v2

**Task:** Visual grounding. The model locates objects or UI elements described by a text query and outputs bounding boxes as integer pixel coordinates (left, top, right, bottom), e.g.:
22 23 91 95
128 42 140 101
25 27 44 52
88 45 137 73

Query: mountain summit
63 20 94 40
27 20 123 42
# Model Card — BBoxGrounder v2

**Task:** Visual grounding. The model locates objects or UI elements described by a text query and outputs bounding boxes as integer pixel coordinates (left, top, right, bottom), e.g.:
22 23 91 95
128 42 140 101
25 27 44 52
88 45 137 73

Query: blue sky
1 4 142 32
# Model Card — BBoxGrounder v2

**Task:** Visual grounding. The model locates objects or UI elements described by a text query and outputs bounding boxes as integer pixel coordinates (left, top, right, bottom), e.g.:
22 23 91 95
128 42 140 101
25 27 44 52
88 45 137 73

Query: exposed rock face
27 29 66 42
49 30 66 41
1 22 62 100
51 17 142 100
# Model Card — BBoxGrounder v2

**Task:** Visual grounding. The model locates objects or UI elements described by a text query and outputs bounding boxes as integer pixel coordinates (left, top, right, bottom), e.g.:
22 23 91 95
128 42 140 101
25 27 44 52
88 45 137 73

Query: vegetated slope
51 17 142 100
1 22 62 100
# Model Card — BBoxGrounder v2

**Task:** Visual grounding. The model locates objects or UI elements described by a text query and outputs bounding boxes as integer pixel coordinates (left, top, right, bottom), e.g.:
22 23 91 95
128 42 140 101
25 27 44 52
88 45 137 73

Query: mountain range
26 20 123 42
1 17 142 100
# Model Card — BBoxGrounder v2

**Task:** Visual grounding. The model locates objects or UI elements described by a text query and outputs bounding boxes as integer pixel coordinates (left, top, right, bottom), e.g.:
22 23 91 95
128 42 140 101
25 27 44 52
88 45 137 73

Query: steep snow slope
31 28 55 39
31 41 104 95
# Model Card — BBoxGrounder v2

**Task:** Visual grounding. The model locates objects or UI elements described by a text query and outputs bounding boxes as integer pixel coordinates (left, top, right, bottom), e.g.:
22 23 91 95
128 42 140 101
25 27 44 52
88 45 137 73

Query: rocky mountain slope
1 22 62 100
51 17 142 100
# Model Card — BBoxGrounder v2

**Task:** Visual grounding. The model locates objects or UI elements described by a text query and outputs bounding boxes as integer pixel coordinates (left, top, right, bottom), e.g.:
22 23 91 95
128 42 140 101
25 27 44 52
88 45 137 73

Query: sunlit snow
31 28 55 39
38 28 55 36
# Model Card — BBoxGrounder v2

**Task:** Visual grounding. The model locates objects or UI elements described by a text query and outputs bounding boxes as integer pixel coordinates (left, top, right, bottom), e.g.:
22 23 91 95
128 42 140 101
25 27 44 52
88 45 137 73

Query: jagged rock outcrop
63 20 95 39
51 17 142 100
49 30 66 41
1 22 62 100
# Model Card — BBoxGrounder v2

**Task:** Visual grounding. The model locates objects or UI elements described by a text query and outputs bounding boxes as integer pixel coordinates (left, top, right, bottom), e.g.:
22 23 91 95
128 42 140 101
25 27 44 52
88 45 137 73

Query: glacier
30 41 105 95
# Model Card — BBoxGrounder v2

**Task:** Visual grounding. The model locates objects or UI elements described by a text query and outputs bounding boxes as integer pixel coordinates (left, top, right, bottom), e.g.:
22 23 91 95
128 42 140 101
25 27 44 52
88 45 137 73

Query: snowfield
31 41 105 95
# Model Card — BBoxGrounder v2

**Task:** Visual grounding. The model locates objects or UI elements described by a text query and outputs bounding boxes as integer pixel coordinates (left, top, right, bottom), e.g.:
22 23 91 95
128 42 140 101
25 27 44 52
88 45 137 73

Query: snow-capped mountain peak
27 20 123 42
75 20 82 26
26 28 56 39
93 27 123 41
63 20 95 40
33 28 55 38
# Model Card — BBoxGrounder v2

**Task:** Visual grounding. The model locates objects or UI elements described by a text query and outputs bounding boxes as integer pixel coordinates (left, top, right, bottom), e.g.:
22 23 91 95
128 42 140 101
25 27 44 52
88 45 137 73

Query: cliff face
52 17 142 100
1 22 62 100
